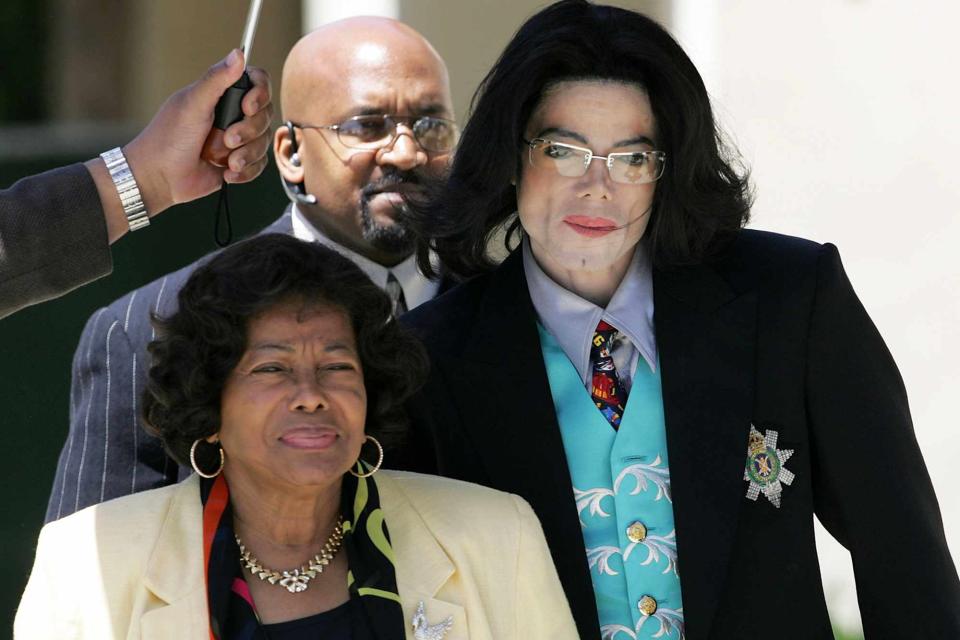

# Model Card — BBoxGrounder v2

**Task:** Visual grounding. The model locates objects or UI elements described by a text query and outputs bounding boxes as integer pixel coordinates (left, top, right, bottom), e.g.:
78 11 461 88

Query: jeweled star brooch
743 425 795 508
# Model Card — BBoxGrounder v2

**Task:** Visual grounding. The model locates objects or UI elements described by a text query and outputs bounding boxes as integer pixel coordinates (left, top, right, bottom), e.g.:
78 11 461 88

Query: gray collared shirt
522 238 657 392
292 204 441 310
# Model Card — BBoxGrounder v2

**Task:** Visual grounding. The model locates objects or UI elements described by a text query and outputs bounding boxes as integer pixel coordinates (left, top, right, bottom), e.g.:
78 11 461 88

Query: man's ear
274 126 305 185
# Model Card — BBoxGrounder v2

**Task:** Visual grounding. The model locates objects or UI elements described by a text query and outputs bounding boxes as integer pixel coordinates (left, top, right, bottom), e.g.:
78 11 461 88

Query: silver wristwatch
100 147 150 231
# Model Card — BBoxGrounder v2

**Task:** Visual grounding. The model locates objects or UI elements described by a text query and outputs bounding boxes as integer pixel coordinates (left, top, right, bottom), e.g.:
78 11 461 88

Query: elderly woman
399 1 960 639
15 234 577 639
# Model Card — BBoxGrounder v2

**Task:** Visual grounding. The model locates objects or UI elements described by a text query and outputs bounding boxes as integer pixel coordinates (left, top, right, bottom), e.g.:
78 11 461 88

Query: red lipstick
563 215 621 238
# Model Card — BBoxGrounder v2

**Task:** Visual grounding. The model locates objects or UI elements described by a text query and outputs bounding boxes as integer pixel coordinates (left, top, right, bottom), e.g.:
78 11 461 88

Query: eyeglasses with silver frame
524 138 666 185
292 114 459 153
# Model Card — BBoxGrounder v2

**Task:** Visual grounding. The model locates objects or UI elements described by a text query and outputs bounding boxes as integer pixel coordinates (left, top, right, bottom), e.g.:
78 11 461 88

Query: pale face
517 81 658 280
217 302 367 493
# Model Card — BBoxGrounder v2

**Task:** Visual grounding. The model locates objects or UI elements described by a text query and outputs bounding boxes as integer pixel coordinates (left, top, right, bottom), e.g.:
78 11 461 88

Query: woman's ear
205 433 220 445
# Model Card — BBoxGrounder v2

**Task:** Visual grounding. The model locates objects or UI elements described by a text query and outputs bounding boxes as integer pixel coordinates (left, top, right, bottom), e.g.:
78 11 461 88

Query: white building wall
674 1 960 634
302 0 400 32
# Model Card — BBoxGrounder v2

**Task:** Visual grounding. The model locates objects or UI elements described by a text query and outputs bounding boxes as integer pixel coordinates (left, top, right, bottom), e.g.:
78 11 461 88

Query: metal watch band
100 147 150 231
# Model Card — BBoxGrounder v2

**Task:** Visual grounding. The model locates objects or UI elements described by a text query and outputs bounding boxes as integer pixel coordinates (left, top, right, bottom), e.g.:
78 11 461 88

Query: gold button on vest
626 521 647 543
638 595 658 616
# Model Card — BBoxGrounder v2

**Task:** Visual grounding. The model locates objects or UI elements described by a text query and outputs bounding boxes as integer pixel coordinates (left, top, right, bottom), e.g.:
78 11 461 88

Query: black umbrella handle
202 70 253 168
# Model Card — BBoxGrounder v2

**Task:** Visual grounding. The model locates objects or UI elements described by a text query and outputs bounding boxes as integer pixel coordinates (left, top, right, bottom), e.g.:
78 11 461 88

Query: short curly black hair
142 234 429 471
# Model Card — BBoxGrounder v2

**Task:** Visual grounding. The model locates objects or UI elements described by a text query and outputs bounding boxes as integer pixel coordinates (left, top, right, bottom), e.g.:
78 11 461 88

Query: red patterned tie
591 320 629 429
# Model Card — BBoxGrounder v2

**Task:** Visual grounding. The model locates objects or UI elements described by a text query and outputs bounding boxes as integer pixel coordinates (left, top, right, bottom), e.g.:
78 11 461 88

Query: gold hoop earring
349 435 384 478
190 438 224 478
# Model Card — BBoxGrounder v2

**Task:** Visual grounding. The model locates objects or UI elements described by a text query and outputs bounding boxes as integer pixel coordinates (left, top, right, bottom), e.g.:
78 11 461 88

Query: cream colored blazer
15 470 578 639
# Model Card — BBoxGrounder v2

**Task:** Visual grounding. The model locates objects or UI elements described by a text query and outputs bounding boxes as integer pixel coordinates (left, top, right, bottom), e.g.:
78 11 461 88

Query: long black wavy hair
411 0 752 278
142 234 429 471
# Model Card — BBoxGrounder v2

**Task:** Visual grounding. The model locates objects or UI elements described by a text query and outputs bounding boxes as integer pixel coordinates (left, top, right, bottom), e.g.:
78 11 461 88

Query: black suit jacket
399 229 960 639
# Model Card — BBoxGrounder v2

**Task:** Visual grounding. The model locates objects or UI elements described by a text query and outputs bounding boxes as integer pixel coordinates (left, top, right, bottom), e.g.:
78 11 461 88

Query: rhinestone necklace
236 516 344 594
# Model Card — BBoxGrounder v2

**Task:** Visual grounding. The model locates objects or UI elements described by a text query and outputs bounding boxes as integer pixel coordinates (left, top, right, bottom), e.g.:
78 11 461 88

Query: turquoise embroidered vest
538 324 684 640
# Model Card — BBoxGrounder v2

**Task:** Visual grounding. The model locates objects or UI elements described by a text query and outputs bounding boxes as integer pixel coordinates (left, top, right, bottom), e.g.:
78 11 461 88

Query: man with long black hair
399 2 960 638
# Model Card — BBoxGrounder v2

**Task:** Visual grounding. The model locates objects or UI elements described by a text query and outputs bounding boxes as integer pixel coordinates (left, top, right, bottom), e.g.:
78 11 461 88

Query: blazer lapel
436 274 458 296
140 476 210 639
448 251 601 638
653 262 757 639
140 596 210 640
378 473 468 640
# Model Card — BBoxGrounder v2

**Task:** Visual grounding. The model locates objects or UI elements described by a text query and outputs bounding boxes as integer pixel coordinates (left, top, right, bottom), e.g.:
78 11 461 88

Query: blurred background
2 1 958 637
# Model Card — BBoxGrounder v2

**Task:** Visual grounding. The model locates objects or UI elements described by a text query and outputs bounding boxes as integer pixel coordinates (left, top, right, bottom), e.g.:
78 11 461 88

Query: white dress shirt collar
291 204 440 310
522 237 657 381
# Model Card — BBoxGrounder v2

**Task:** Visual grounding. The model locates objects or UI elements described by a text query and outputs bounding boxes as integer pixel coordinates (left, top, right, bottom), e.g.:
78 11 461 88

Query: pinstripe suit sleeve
45 279 180 522
44 213 304 522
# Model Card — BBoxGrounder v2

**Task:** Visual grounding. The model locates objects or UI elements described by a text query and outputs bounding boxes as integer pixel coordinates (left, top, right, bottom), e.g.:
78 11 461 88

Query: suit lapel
436 274 458 296
377 473 469 640
140 596 210 640
140 476 210 639
653 262 757 639
448 251 601 637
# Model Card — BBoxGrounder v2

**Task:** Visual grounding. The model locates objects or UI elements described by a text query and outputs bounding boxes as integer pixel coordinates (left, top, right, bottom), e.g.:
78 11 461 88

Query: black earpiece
280 121 317 205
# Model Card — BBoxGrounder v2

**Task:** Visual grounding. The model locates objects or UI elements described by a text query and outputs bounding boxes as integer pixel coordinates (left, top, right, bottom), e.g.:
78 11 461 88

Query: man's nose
578 156 614 200
378 124 427 170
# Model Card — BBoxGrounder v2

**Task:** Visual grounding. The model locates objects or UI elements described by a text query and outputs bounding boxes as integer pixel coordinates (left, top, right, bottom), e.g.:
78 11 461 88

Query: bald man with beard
276 20 456 272
46 18 459 521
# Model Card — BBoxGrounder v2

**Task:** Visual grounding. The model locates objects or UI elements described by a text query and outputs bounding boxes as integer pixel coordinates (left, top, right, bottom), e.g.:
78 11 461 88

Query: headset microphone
280 121 318 205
